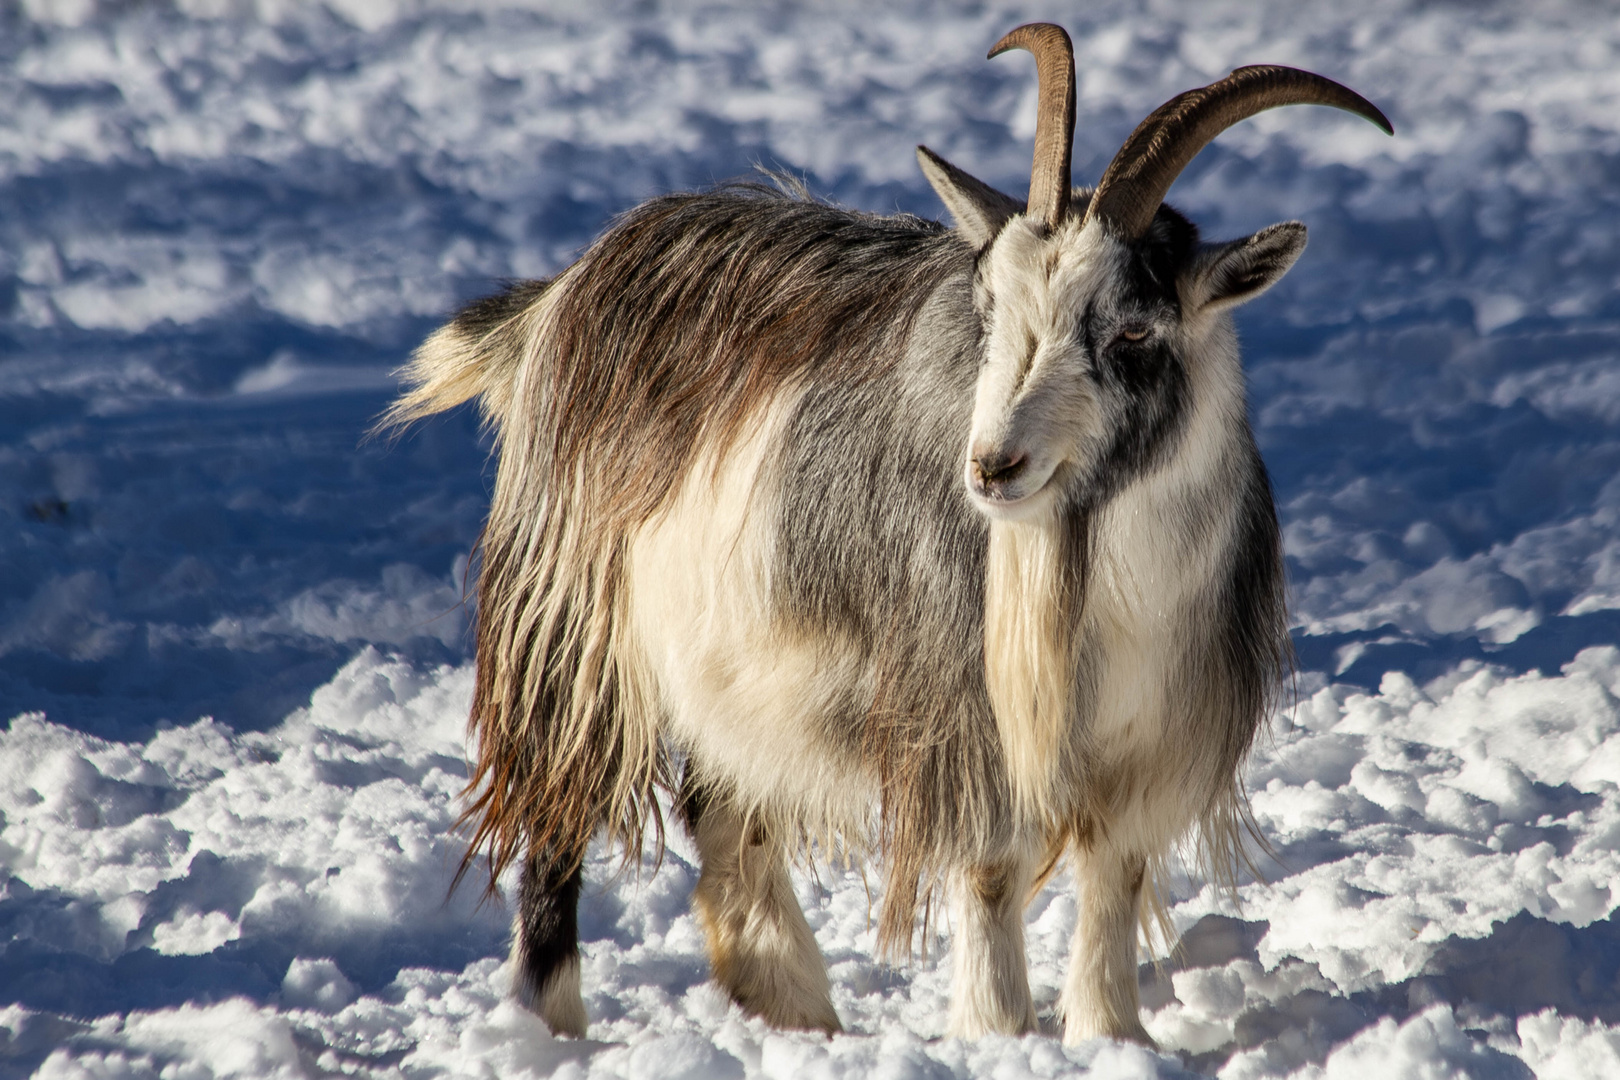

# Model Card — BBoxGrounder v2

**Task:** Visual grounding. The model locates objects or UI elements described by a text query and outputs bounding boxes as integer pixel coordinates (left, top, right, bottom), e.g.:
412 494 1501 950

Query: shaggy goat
388 23 1390 1046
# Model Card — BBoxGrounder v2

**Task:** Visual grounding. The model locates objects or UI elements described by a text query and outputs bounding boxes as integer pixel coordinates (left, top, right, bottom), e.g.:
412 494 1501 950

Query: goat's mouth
964 453 1060 519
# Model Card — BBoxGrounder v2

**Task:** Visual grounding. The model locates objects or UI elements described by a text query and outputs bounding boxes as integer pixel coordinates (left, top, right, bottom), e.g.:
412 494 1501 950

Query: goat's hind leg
512 847 588 1037
947 856 1037 1037
681 774 840 1034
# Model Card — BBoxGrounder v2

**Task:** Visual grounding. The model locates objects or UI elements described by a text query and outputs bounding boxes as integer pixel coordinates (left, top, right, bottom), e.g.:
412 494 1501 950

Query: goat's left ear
1184 222 1307 314
916 146 1023 248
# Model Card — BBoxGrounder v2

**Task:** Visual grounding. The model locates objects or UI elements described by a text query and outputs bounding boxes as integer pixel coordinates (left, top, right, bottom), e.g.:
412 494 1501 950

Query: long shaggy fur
391 174 1293 1041
392 186 983 927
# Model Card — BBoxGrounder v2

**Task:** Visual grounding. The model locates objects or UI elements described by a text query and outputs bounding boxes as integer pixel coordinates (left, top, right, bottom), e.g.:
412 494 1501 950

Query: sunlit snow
6 1 1620 1076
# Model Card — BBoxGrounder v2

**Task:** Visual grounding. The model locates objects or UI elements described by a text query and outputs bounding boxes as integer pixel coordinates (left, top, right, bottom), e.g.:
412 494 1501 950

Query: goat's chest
1077 485 1232 759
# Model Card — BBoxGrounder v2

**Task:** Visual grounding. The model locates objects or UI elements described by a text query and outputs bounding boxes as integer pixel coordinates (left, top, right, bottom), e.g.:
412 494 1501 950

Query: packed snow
6 1 1620 1076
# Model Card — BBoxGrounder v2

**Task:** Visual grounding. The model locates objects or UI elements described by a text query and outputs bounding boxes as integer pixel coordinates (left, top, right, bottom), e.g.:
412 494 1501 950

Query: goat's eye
1116 326 1150 344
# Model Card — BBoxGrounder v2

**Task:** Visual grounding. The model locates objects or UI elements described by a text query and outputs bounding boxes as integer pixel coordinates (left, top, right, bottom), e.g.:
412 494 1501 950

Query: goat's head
919 23 1391 521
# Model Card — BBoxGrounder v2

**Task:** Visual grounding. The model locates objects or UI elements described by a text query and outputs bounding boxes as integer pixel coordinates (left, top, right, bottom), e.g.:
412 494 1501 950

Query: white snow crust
6 1 1620 1076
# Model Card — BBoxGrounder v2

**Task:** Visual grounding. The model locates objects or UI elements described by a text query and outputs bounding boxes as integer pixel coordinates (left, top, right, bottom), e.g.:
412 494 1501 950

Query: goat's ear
1184 222 1307 314
916 146 1023 248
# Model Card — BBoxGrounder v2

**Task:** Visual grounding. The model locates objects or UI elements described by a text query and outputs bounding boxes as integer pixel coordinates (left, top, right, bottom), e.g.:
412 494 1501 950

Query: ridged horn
989 23 1076 230
1084 65 1393 240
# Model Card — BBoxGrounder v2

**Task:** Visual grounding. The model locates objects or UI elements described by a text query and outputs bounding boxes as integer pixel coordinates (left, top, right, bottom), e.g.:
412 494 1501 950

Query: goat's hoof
732 990 841 1037
1062 1018 1156 1050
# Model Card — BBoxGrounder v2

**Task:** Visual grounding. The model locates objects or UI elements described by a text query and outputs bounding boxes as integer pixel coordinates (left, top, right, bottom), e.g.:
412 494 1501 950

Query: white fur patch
625 387 877 844
510 925 587 1039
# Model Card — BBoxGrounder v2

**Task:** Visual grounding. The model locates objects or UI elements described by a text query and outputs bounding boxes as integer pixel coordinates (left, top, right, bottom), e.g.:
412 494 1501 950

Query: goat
386 22 1390 1046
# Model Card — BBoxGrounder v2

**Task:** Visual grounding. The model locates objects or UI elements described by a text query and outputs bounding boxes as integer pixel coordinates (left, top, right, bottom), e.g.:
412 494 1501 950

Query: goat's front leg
685 788 840 1034
947 857 1037 1038
1061 845 1153 1045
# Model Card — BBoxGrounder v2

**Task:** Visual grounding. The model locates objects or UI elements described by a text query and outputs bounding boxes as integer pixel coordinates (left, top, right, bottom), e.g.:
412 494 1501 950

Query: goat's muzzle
970 449 1030 500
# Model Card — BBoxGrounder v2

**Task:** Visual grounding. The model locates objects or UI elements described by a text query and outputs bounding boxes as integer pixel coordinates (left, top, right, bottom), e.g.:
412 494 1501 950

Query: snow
5 0 1620 1075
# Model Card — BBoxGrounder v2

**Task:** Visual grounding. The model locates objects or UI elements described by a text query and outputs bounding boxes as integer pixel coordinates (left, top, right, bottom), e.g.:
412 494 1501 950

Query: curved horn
1084 65 1393 240
989 23 1076 230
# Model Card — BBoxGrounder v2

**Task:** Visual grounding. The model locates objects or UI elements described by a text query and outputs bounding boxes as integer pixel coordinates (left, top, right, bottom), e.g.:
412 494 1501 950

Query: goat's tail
378 279 553 434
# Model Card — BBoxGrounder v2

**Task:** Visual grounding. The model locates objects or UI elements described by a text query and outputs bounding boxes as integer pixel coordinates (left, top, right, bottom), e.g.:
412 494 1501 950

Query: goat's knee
947 857 1036 1038
685 785 839 1034
512 849 588 1038
1060 848 1153 1047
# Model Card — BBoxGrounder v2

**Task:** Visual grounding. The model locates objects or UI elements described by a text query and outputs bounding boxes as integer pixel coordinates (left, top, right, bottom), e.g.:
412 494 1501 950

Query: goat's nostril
973 451 1028 484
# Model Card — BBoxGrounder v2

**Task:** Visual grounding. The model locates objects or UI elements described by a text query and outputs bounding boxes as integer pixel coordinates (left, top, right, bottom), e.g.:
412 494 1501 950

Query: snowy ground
5 1 1620 1076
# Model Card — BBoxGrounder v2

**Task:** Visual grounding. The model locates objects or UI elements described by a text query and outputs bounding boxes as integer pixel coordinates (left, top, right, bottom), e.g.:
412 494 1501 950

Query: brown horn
1084 65 1393 240
989 23 1076 230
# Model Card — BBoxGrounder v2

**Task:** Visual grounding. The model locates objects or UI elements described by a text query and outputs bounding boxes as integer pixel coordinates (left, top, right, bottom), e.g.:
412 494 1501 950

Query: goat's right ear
917 146 1023 248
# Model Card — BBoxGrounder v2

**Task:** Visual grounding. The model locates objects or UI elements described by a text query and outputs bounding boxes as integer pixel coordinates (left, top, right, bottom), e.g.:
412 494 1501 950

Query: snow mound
9 648 1620 1076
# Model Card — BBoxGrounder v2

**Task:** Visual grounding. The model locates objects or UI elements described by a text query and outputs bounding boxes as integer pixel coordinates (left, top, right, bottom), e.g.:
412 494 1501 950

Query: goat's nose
972 450 1028 484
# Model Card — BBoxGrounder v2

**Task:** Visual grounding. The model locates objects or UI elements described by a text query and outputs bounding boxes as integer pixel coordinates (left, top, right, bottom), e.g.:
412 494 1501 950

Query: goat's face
948 195 1306 522
965 211 1179 520
916 30 1386 524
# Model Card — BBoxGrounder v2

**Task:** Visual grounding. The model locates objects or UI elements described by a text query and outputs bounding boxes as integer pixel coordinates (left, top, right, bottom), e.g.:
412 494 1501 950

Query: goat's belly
623 393 878 836
642 608 877 833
